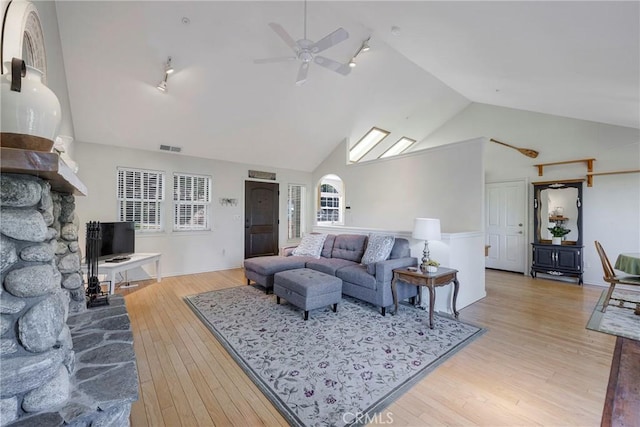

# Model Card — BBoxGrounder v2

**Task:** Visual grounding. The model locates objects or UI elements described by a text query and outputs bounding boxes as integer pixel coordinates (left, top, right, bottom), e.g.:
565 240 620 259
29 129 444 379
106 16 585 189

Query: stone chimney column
0 173 79 424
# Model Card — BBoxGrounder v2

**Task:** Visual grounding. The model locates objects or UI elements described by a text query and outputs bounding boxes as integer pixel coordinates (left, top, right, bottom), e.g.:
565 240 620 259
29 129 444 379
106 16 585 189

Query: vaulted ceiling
54 1 639 172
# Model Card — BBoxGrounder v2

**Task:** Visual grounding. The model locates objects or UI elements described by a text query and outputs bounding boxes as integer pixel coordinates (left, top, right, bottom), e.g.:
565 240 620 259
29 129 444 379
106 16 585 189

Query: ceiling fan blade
310 27 349 54
296 62 309 86
268 22 298 53
314 56 351 76
253 56 297 64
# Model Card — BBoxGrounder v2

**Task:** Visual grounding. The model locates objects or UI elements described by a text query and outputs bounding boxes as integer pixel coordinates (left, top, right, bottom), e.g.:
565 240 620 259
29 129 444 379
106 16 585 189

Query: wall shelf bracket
533 158 596 177
586 170 640 187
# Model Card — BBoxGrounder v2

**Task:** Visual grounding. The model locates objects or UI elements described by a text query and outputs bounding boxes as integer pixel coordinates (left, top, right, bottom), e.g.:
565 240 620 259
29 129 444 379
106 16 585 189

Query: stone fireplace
0 164 138 426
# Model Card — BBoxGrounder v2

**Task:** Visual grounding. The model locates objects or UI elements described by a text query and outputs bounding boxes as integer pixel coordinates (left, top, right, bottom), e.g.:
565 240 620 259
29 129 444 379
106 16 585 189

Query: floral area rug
185 285 484 427
587 289 640 341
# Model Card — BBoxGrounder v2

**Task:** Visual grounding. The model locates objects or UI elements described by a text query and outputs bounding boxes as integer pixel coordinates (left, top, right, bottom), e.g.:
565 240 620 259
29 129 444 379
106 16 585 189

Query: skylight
379 137 417 159
349 127 390 162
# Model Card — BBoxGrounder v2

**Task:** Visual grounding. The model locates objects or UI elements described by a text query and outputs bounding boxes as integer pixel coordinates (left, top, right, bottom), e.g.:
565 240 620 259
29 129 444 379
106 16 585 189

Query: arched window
317 175 344 225
320 184 338 194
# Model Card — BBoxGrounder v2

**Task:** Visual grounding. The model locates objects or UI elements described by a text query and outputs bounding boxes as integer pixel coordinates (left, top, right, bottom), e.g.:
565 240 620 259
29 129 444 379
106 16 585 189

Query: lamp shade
412 218 441 241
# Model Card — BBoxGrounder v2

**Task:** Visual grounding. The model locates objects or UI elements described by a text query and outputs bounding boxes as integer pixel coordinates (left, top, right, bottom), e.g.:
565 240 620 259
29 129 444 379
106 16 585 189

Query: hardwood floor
122 269 615 426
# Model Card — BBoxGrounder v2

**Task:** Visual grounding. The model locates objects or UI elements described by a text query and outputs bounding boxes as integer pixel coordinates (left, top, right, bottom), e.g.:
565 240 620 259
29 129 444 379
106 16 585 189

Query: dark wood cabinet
530 180 584 285
531 243 583 284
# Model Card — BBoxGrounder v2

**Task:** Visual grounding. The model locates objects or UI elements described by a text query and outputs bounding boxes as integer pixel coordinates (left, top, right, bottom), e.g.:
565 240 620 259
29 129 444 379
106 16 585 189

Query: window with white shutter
173 173 212 231
287 184 305 240
117 167 165 231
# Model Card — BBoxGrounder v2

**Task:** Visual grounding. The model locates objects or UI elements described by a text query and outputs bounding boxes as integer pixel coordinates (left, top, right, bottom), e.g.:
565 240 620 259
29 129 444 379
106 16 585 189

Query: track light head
156 56 173 92
156 78 167 92
164 56 174 74
349 37 370 69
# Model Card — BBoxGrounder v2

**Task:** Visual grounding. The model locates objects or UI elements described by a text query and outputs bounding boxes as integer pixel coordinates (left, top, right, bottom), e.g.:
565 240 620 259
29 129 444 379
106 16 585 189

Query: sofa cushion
321 235 336 258
336 264 377 290
292 233 327 258
330 234 367 262
389 238 411 259
366 263 377 275
361 234 395 266
306 258 358 276
244 255 311 276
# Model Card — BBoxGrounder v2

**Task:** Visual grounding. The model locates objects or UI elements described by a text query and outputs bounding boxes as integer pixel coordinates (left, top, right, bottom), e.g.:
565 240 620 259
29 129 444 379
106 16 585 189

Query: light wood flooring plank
132 329 152 385
128 388 148 427
138 324 174 411
124 269 615 426
160 406 181 427
150 338 202 427
138 379 165 427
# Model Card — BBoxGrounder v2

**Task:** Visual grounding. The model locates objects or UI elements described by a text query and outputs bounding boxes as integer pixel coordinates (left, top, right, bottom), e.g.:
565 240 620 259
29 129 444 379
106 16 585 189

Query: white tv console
94 253 162 294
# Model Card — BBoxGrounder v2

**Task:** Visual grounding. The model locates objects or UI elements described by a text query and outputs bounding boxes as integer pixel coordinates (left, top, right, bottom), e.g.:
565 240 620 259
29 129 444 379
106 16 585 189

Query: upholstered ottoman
274 268 342 320
244 256 312 294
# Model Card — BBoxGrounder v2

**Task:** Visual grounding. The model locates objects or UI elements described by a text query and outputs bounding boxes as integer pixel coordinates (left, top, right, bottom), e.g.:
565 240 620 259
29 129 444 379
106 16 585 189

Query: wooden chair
594 241 640 312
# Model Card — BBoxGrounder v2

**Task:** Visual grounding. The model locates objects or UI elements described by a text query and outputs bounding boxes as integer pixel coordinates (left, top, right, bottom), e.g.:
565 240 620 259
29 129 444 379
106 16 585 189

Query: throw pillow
361 234 395 273
292 233 328 259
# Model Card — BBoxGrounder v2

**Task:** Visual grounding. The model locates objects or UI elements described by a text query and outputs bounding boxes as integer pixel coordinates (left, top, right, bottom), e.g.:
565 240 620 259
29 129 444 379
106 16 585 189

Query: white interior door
485 181 527 273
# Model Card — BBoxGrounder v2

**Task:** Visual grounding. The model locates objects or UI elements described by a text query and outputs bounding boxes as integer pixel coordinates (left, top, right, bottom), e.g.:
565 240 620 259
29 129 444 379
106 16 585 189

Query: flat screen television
95 221 135 260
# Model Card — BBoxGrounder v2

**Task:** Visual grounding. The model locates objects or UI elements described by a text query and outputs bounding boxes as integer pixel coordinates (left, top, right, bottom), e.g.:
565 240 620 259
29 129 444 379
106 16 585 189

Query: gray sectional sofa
244 234 419 315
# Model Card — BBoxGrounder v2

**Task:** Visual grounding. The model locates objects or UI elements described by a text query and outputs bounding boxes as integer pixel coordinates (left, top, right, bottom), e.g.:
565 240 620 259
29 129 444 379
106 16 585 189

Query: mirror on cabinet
533 180 583 245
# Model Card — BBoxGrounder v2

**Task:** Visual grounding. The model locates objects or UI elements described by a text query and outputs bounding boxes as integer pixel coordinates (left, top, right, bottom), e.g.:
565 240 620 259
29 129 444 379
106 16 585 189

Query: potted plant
425 259 440 273
548 225 571 245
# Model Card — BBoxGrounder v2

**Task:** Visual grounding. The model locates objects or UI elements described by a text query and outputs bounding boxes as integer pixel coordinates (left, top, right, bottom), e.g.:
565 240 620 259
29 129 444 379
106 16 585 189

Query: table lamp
412 218 441 272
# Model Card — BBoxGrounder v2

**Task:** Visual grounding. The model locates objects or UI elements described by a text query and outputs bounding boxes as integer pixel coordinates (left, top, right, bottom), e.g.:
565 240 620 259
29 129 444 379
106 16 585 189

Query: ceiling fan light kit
254 1 351 85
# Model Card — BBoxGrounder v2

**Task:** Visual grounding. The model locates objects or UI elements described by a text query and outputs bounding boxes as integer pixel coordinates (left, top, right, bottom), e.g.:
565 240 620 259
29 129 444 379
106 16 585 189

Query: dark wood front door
244 181 279 258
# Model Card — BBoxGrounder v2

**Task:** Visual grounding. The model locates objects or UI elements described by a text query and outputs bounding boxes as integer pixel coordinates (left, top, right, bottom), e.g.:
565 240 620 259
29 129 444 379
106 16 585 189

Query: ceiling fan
254 1 350 86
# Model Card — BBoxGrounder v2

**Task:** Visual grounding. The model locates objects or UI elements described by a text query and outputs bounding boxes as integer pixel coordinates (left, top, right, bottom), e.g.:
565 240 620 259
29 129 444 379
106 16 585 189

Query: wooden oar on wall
490 138 539 158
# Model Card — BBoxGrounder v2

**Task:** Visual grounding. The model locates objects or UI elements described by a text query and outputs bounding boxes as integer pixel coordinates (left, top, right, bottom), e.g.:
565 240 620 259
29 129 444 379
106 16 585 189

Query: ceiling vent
159 144 182 153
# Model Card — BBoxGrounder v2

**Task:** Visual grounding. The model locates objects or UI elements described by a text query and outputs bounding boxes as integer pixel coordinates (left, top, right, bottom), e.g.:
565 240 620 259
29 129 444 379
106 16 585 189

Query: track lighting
348 37 371 69
164 56 174 74
156 56 173 93
156 78 167 92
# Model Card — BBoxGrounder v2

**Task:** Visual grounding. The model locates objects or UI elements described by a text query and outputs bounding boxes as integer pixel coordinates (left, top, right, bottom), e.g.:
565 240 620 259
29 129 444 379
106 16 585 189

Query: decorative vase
552 237 562 245
1 58 61 142
426 265 438 273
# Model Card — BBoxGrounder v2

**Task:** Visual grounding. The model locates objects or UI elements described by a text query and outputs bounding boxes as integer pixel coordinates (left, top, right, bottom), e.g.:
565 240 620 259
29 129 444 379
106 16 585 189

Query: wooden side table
391 267 460 329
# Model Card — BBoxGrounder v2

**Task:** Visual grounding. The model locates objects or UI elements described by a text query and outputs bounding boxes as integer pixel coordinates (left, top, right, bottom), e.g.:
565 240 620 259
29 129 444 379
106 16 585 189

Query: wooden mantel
1 147 87 196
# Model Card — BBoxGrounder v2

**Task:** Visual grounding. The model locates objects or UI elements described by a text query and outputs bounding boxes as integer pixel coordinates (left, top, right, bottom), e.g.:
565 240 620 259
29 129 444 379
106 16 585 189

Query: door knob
518 231 523 234
519 223 523 226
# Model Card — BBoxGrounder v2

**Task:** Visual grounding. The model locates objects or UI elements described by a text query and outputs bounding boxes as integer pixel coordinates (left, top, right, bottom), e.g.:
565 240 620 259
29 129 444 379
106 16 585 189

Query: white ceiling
54 1 639 172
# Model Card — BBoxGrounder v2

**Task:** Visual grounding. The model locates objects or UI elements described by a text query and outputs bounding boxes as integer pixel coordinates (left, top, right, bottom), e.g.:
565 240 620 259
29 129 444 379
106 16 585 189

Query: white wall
415 102 640 286
313 138 485 233
74 142 312 278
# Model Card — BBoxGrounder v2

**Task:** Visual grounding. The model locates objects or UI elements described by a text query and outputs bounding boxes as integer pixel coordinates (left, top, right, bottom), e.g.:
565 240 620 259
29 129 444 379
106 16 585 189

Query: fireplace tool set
85 221 109 307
